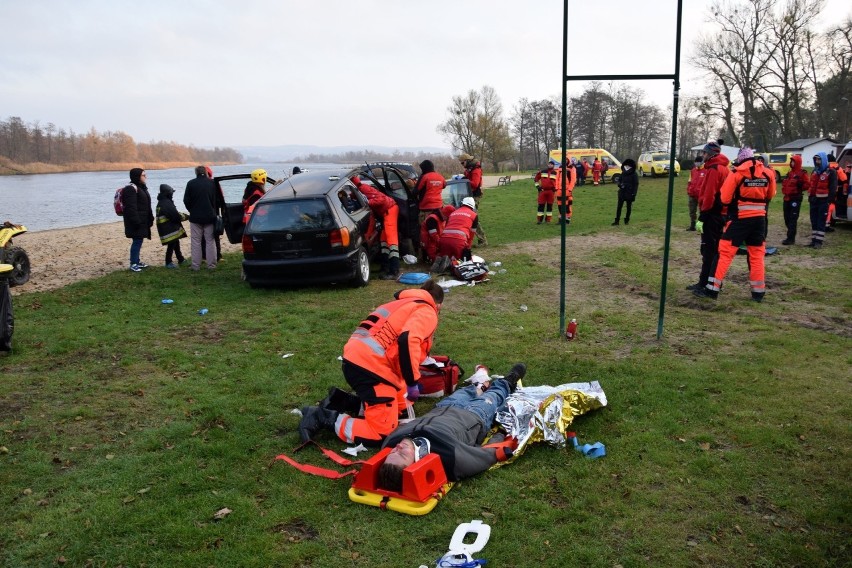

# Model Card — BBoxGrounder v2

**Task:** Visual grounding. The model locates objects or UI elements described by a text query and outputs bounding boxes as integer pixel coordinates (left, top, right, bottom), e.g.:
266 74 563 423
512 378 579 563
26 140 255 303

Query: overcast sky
1 0 848 150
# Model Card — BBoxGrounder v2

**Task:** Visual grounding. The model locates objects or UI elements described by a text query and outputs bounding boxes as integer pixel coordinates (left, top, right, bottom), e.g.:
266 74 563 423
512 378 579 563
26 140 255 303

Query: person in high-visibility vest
695 147 776 302
352 175 401 279
780 155 810 245
533 160 559 224
555 160 576 224
298 280 444 446
807 152 837 249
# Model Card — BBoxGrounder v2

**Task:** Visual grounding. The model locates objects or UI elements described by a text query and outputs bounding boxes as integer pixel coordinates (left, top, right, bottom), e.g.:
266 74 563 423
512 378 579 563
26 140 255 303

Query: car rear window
652 154 669 161
769 154 789 164
248 198 335 232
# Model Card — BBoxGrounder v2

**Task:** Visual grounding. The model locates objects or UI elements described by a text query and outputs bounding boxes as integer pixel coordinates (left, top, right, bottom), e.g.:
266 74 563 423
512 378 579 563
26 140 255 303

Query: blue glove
406 384 420 402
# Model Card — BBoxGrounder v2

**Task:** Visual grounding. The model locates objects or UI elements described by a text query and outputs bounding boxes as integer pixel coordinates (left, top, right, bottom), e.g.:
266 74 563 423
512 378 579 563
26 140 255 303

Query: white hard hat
462 197 476 209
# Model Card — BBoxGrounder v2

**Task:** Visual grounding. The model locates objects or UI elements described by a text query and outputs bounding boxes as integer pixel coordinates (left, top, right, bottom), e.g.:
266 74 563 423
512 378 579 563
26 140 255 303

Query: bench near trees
497 175 512 186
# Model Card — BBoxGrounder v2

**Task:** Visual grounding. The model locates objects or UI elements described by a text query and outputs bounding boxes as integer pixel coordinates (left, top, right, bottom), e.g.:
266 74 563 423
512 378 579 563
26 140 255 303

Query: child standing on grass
155 184 188 268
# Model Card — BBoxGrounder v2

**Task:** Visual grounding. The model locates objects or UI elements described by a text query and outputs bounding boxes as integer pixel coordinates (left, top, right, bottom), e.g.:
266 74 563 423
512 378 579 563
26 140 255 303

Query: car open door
360 166 420 255
214 174 277 244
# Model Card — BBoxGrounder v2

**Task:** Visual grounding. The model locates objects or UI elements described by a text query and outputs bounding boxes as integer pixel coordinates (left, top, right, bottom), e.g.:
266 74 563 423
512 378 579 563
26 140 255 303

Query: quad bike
0 222 30 287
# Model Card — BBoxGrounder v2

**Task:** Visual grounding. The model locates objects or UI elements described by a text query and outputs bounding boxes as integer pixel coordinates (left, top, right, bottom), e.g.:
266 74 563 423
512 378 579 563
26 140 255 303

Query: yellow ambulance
549 148 622 184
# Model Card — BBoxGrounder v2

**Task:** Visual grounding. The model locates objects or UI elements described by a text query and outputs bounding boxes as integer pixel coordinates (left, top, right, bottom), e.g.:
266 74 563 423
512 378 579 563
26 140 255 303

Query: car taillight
330 227 350 248
242 233 254 254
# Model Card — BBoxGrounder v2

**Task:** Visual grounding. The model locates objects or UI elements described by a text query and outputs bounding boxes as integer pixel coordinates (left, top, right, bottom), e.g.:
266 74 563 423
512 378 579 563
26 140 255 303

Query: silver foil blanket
494 381 607 460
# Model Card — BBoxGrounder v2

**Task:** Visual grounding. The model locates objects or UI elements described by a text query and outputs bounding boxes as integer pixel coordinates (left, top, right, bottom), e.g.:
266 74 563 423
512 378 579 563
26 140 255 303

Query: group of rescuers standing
684 142 848 302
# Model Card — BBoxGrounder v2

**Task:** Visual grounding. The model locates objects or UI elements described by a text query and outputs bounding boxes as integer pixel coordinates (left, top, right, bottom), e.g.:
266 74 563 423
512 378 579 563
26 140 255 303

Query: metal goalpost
558 0 684 339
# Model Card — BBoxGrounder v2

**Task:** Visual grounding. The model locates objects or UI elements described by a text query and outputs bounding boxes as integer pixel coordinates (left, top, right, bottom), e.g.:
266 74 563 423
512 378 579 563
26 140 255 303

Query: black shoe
687 224 696 231
499 363 527 393
781 239 794 245
692 287 718 299
379 273 399 281
321 387 362 415
825 226 835 233
624 219 630 225
685 283 704 291
298 406 338 443
751 293 765 303
611 220 619 226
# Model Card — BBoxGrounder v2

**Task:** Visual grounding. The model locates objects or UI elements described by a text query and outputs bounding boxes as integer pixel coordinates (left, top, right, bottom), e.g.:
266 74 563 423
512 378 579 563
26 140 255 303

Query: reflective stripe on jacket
342 289 439 389
720 158 776 219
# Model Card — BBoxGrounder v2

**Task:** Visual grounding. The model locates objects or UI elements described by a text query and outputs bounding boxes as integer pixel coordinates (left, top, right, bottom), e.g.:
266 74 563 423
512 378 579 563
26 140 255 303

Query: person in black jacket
377 363 526 491
155 184 188 268
612 158 639 226
183 165 218 270
123 168 154 272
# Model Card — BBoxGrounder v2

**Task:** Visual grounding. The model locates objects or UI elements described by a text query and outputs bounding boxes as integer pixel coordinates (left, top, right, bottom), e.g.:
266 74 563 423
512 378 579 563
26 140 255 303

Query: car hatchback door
215 173 278 244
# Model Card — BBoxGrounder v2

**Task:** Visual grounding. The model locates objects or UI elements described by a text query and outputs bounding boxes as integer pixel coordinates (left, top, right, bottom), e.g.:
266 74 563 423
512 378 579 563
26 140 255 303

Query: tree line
0 116 241 168
439 0 850 170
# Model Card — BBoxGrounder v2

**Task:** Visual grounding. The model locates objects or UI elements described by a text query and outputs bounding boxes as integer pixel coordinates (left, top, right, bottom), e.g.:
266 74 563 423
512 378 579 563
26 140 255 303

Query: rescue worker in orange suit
592 158 603 186
533 159 559 224
416 159 446 225
351 175 401 279
686 154 705 231
420 204 455 264
298 280 444 447
459 153 487 245
695 147 776 302
780 154 810 245
824 154 847 234
579 158 589 185
437 197 479 261
688 142 731 292
242 168 267 224
555 160 576 224
807 152 837 249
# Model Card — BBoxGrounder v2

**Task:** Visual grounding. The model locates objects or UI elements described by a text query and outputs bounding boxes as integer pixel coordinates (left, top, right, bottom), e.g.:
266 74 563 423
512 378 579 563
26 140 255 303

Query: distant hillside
234 144 450 162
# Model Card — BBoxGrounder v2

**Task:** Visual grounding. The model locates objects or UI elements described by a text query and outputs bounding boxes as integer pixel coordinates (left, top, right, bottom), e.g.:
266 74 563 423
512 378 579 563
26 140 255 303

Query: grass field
1 174 850 567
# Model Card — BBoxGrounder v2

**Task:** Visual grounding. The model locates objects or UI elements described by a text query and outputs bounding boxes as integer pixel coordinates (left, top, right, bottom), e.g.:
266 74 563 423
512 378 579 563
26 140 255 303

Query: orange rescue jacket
720 158 776 219
342 289 439 389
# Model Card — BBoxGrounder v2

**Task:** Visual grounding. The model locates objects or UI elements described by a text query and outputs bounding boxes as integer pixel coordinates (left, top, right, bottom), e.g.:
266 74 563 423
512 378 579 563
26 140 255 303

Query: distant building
774 137 840 158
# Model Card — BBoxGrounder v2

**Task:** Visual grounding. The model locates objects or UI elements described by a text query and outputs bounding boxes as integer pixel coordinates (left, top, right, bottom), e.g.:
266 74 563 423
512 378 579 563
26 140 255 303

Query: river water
0 163 347 232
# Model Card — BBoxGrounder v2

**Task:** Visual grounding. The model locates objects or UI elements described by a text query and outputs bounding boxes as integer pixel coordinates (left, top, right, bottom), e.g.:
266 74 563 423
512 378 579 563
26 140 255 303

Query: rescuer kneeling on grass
377 363 526 491
299 280 444 446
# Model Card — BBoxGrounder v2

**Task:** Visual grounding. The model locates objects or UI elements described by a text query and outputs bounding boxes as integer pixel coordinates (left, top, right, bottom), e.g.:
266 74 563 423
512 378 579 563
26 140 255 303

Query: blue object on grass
198 308 209 315
567 432 606 458
397 272 431 284
161 299 174 304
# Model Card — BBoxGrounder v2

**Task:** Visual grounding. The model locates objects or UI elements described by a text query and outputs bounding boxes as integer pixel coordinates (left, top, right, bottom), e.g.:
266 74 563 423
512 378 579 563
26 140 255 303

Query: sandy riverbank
9 223 243 295
9 175 510 295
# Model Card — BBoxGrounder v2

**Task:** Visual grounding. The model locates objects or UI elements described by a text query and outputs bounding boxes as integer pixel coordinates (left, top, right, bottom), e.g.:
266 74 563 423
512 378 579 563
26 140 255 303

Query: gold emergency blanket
494 381 607 462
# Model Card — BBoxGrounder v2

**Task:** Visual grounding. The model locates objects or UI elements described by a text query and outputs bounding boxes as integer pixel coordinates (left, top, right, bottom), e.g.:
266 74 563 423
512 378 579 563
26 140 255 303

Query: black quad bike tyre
1 246 30 287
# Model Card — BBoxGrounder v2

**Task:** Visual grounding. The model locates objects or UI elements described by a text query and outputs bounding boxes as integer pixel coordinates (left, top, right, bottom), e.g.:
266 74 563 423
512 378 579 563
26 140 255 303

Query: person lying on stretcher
377 363 526 491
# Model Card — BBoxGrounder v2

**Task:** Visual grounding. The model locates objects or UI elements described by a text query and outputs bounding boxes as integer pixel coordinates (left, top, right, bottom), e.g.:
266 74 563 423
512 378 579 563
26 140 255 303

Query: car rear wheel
351 247 370 287
611 173 621 186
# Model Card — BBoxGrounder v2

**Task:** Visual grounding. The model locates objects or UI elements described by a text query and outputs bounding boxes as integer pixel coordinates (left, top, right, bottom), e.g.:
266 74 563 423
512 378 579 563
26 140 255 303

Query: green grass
1 175 850 567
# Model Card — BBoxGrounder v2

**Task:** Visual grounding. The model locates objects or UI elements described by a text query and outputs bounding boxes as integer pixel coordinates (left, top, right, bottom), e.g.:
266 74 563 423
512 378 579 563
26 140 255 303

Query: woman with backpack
122 168 154 272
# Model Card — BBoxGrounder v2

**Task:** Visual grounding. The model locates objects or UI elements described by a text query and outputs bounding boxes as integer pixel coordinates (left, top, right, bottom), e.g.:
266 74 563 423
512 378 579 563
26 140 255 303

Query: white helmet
462 197 476 209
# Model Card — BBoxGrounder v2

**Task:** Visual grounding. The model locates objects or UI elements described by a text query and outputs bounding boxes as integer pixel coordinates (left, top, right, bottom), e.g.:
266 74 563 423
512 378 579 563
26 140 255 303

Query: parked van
763 152 794 181
637 151 681 177
549 148 623 184
830 142 852 223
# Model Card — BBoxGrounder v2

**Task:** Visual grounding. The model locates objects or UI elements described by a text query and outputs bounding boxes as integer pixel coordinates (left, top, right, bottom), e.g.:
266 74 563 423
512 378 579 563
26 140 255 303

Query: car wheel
351 247 370 287
640 168 647 177
611 173 621 186
775 170 781 183
3 246 30 287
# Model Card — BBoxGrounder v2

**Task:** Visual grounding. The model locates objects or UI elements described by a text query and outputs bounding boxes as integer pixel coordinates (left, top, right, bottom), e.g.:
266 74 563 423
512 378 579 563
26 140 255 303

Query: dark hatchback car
217 168 417 288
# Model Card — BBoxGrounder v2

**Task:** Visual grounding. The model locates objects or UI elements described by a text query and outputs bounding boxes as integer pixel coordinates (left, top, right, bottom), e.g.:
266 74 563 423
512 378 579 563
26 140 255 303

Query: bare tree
437 85 513 171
